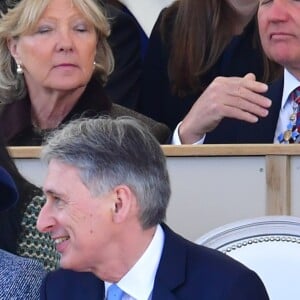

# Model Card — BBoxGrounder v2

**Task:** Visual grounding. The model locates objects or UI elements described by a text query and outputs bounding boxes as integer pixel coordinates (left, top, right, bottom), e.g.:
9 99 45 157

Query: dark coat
138 10 270 131
0 77 170 145
105 4 142 109
204 77 283 144
40 224 269 300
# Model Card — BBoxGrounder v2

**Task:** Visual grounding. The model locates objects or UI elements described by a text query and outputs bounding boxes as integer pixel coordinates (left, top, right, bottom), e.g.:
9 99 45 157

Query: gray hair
42 117 171 229
0 0 114 102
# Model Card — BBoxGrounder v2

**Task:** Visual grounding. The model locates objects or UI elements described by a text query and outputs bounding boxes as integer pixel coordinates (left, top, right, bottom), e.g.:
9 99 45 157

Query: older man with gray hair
38 116 269 300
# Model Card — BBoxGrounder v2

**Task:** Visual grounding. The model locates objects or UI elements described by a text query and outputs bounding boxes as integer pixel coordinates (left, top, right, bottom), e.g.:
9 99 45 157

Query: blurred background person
103 0 149 59
103 2 143 108
0 135 58 270
256 0 300 144
0 166 46 300
0 0 169 146
138 0 282 144
117 0 174 37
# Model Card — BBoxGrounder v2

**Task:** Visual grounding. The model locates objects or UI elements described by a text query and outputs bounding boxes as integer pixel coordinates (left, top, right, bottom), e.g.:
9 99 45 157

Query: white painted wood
14 155 267 241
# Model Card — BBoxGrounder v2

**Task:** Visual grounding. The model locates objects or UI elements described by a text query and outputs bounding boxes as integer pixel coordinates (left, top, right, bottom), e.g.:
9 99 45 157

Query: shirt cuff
171 122 206 145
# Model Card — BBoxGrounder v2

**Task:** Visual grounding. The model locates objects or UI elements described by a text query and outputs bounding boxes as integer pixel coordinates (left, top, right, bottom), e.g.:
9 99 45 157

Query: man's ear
111 185 137 223
7 37 20 61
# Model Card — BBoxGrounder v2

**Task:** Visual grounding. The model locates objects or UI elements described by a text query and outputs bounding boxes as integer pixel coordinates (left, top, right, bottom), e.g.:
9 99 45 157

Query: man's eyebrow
43 189 62 197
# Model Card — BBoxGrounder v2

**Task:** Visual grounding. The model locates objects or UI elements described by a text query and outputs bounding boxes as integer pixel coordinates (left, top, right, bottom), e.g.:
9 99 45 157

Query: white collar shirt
105 225 165 300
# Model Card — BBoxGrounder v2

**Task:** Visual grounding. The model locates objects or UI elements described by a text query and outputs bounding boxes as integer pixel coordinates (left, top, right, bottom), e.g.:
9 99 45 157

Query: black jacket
138 10 269 131
105 4 142 109
0 76 170 146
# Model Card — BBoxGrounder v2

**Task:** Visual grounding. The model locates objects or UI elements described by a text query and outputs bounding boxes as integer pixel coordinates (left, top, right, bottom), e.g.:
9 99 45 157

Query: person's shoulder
41 269 104 299
0 97 31 143
110 104 171 143
0 250 46 299
148 2 178 53
164 225 236 263
0 249 45 273
104 3 139 33
161 227 268 298
156 2 179 32
163 224 260 280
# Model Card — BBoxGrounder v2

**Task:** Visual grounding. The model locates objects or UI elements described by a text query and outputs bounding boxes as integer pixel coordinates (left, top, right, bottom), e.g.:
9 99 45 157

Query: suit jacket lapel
151 224 186 300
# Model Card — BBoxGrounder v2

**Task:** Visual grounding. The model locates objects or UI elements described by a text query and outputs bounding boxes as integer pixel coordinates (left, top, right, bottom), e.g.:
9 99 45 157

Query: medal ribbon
278 87 300 144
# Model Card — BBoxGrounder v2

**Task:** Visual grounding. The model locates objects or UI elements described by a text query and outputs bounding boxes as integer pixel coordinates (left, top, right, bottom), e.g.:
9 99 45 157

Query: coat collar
151 224 187 300
1 76 111 145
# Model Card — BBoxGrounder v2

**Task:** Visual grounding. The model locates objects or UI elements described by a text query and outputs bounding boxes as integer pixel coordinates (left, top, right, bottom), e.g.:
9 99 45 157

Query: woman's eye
37 26 52 34
74 24 88 32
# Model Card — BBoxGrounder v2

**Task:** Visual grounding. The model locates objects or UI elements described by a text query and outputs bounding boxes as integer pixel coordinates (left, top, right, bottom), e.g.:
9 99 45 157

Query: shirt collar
282 69 300 109
105 224 165 300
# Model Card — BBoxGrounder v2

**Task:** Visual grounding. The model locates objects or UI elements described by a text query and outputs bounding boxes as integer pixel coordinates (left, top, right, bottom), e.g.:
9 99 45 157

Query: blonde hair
0 0 114 102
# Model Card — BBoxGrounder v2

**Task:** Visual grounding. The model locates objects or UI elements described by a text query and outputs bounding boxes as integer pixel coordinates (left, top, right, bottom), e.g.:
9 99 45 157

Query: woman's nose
56 28 74 52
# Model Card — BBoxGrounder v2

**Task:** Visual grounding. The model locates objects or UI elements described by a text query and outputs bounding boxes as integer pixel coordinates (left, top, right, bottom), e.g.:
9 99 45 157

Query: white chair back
196 216 300 300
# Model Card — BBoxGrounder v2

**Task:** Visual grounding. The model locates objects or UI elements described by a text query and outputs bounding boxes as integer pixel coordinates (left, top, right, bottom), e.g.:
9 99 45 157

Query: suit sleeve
40 274 49 300
226 269 270 300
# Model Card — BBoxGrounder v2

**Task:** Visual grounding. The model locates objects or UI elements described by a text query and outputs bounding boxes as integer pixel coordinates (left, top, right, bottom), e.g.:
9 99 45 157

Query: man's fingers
223 106 260 123
230 86 271 108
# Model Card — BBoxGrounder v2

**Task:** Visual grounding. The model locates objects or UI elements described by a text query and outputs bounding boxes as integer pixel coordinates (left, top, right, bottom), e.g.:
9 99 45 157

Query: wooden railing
10 145 300 240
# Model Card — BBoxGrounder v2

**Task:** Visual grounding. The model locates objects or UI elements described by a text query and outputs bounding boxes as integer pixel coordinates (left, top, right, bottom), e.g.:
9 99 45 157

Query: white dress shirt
173 69 300 145
105 225 165 300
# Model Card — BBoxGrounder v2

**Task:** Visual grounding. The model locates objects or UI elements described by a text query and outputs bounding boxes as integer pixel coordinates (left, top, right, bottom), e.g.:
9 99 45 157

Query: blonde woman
0 0 169 145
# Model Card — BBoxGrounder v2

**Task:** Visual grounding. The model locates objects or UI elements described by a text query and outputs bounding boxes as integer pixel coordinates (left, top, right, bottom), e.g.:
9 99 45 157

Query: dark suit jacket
204 77 283 144
40 224 269 300
138 8 270 131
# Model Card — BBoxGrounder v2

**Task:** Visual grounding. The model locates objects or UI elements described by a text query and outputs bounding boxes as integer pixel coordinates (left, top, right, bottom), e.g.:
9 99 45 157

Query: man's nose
36 201 55 233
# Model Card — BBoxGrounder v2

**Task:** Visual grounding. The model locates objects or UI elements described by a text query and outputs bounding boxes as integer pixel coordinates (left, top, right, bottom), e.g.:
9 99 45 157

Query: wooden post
265 155 291 215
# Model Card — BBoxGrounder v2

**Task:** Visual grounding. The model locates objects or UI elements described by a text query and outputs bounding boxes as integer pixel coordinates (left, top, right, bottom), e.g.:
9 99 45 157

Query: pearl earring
16 63 23 74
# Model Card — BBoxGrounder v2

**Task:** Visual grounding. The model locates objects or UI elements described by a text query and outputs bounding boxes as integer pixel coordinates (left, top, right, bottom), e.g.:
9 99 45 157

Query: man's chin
59 256 73 270
267 49 297 68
